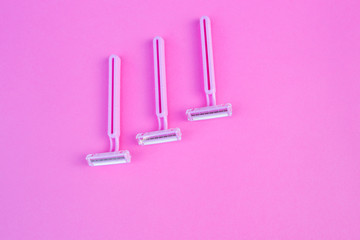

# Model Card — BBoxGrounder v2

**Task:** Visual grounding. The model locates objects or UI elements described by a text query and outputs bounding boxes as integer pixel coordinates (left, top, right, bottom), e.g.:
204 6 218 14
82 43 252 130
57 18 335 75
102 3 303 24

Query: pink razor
136 37 182 145
86 55 131 166
186 16 232 121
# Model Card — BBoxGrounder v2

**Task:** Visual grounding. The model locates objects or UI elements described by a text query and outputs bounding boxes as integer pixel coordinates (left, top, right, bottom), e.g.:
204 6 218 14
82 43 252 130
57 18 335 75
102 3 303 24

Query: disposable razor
186 16 232 121
86 55 131 166
136 37 182 145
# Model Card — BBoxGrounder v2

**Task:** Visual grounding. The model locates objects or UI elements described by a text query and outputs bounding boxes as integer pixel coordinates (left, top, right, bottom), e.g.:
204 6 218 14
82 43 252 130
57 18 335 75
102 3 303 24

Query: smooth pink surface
1 0 360 239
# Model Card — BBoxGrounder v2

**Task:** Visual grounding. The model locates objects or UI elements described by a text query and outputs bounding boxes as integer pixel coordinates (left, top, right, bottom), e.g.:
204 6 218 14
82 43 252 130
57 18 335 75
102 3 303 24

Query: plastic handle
200 16 217 106
108 55 121 151
153 37 168 130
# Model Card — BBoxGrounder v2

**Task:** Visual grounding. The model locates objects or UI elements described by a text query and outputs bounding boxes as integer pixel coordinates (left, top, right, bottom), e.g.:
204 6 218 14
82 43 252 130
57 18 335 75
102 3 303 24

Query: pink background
1 0 360 239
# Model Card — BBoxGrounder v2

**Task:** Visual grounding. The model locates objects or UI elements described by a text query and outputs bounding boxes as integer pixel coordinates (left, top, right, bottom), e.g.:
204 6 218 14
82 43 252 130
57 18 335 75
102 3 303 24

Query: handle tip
153 36 164 44
109 54 120 62
200 16 211 24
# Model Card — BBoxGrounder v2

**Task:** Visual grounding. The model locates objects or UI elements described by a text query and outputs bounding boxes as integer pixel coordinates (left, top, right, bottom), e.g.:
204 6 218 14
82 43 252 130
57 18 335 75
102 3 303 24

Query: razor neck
206 93 216 106
158 116 168 130
109 137 120 152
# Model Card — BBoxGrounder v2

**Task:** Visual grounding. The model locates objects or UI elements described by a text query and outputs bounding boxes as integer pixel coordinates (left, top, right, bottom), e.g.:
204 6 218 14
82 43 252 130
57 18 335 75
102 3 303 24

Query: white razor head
86 150 131 166
186 103 232 121
136 128 182 146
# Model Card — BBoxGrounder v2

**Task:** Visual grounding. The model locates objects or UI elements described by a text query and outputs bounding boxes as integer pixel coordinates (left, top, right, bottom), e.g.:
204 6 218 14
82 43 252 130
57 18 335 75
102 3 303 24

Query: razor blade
136 128 181 146
86 151 131 166
186 103 232 121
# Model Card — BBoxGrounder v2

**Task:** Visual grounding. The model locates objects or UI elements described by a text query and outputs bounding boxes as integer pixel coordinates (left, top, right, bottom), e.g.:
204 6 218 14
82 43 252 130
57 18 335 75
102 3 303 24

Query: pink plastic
86 55 131 166
136 37 181 145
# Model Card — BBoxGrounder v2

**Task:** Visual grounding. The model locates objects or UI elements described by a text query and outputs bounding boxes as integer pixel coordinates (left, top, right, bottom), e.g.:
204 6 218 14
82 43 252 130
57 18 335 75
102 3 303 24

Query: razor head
86 150 131 166
136 128 181 146
186 103 232 121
